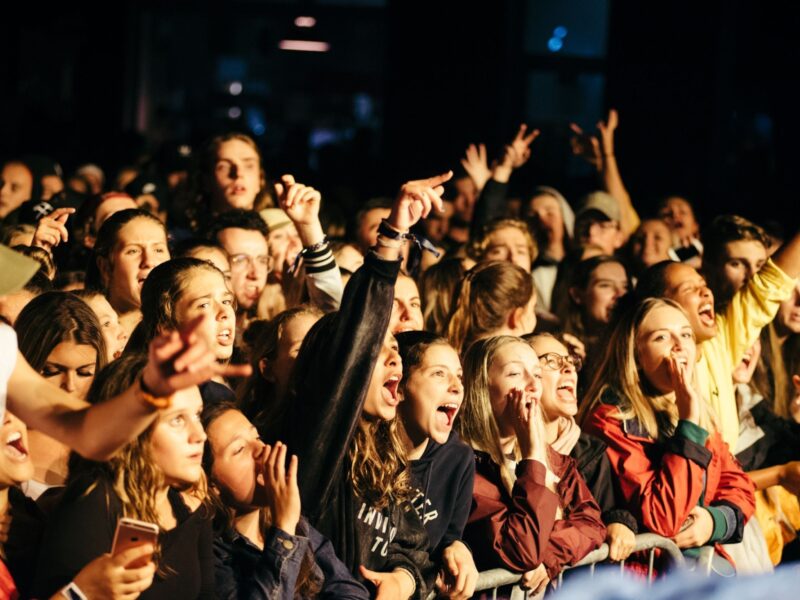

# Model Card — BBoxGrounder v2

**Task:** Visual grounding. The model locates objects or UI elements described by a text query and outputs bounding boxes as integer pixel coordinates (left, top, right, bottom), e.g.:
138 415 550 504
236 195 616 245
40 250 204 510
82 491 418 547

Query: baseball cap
0 244 40 296
576 191 621 223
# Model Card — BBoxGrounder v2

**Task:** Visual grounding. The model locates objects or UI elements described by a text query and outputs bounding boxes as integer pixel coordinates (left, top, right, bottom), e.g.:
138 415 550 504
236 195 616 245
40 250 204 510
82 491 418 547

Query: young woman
527 333 638 561
34 354 214 598
579 298 756 573
457 336 605 594
71 288 129 361
14 292 108 498
395 331 478 598
85 208 171 339
202 401 370 599
237 305 323 440
447 261 537 356
282 173 453 599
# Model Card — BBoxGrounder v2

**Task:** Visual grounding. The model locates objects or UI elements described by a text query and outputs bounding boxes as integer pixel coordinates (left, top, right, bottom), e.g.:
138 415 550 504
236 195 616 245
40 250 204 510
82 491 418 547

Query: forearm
747 464 784 490
601 154 639 238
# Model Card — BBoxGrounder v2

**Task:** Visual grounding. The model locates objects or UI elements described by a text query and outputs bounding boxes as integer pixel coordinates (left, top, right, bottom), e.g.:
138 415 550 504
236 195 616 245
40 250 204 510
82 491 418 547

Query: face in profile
0 412 35 489
261 312 321 401
85 294 128 361
363 331 402 421
529 336 579 422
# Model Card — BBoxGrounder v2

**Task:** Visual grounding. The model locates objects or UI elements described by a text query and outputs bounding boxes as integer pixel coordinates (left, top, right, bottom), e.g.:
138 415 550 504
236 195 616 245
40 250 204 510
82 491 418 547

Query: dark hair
15 291 107 375
634 260 679 302
560 255 630 339
12 245 56 280
703 215 770 265
418 258 466 336
85 208 168 290
22 270 53 295
204 209 269 242
396 330 450 379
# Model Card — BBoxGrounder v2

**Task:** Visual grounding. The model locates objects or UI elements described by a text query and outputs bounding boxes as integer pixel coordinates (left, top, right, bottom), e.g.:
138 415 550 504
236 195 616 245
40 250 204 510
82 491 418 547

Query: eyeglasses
229 254 272 271
539 352 582 372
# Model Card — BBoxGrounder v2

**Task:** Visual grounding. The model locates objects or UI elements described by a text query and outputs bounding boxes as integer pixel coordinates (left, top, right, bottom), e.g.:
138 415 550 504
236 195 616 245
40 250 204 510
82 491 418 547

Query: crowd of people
0 108 799 599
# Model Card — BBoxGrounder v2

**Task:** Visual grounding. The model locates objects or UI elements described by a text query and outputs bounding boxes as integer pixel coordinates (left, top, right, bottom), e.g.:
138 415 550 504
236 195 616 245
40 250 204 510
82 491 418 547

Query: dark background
1 0 798 232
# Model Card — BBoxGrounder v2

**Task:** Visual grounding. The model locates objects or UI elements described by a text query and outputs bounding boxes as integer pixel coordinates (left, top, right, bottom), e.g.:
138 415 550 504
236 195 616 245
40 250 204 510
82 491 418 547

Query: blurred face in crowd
571 261 629 328
357 207 391 253
0 412 34 489
483 226 533 272
577 214 622 256
42 341 97 400
0 162 33 218
185 246 232 285
174 267 236 361
487 341 542 438
452 176 478 222
95 195 138 231
101 217 170 313
636 304 697 394
261 312 320 401
527 193 564 240
733 339 761 385
659 197 699 242
149 386 206 487
630 219 672 268
216 227 269 312
363 331 402 421
389 275 423 334
40 174 64 201
0 289 36 326
85 293 128 361
529 337 579 422
206 409 270 509
211 139 261 212
660 263 717 343
717 240 767 299
776 280 800 336
268 223 302 283
420 200 453 243
399 343 463 446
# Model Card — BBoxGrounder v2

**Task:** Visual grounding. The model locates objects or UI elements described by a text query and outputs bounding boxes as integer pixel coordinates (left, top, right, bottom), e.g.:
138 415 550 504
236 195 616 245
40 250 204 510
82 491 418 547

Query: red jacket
464 447 606 579
584 393 755 553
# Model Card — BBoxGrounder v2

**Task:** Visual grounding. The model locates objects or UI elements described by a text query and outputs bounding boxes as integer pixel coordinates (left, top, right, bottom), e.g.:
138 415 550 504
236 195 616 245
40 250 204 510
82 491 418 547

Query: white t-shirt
0 323 18 421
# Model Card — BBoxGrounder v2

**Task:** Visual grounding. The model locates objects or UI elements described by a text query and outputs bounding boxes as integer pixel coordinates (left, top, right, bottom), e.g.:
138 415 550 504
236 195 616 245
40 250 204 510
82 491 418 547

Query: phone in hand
111 517 159 568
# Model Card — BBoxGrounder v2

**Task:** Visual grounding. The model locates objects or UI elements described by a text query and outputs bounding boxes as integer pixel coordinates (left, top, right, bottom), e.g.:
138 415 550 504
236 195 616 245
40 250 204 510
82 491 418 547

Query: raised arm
7 315 250 461
772 228 800 279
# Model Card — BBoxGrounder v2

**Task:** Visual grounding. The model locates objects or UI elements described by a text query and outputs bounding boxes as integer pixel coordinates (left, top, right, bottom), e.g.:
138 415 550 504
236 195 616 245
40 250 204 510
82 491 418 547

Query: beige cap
576 191 621 223
0 245 40 297
259 208 292 233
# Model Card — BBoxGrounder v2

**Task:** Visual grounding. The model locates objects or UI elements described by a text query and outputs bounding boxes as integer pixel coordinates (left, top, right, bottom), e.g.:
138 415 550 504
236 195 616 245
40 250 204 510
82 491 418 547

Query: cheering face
174 268 236 361
661 263 717 343
206 409 270 510
363 332 403 421
42 341 98 401
659 197 699 242
399 343 463 445
733 339 761 385
211 139 261 212
529 337 579 421
103 217 170 313
389 275 424 334
149 386 206 488
636 305 697 395
0 412 34 488
487 341 542 437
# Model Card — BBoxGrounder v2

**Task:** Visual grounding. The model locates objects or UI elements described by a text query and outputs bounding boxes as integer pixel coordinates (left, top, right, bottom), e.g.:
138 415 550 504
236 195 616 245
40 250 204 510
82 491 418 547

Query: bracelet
377 219 441 258
138 373 174 410
289 236 330 274
375 234 405 249
378 219 407 239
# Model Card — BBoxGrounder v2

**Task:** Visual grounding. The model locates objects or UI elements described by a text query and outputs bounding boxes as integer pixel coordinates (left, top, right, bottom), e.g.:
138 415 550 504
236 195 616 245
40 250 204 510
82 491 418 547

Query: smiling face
149 386 206 487
217 228 269 311
636 305 697 394
206 408 270 511
174 267 236 360
661 263 717 342
42 341 98 400
483 226 533 273
102 217 170 313
529 337 578 421
0 412 34 488
572 261 629 328
85 294 128 361
389 275 424 334
211 139 262 212
399 343 463 445
487 341 542 437
363 331 402 421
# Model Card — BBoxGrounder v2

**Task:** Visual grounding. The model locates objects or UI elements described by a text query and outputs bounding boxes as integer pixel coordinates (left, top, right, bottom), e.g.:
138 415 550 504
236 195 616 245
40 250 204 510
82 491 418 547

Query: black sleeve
435 446 476 558
288 252 401 521
469 178 509 240
198 515 216 599
384 504 438 600
32 479 117 598
751 401 800 467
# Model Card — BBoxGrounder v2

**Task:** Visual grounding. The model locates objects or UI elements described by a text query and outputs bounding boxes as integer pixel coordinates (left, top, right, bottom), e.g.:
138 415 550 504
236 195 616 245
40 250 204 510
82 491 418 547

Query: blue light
553 26 568 38
547 37 563 52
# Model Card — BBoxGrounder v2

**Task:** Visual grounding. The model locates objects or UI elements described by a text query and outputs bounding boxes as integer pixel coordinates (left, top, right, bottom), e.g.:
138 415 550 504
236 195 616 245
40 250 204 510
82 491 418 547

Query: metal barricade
465 533 685 599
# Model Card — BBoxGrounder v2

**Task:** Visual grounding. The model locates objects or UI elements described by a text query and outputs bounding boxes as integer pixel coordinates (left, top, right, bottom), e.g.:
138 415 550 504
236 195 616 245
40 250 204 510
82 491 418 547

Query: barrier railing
464 533 685 599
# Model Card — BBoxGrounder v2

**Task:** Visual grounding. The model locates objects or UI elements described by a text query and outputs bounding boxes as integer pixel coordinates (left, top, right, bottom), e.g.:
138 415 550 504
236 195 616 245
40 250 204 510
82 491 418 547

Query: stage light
547 37 563 52
228 81 243 96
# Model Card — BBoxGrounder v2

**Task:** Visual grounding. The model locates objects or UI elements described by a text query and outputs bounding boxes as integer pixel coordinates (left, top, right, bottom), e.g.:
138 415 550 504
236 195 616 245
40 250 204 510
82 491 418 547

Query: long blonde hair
457 335 527 493
578 297 716 439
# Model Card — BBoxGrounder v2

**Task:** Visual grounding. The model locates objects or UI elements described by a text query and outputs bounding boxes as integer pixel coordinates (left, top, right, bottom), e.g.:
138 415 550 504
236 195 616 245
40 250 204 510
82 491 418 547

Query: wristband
377 219 441 258
289 236 330 274
139 373 174 410
61 582 88 600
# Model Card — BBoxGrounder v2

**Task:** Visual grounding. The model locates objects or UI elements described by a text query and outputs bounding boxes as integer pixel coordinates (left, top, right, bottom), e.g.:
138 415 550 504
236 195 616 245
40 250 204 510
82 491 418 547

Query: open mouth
5 431 28 461
436 403 460 428
556 382 577 402
382 374 401 406
698 302 715 327
671 352 689 367
217 328 233 345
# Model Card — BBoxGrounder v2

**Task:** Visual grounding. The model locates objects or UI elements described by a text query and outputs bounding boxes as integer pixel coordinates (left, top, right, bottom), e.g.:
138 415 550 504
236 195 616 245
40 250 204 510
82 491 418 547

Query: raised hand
507 388 547 462
261 441 301 535
436 540 478 600
460 143 491 192
140 314 251 398
387 171 453 233
668 354 700 424
275 175 321 228
507 124 540 169
596 109 619 157
569 122 602 170
32 207 75 252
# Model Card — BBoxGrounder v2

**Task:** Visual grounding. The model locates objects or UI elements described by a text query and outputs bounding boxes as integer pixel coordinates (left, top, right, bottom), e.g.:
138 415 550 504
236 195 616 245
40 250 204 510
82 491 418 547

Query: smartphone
111 517 159 568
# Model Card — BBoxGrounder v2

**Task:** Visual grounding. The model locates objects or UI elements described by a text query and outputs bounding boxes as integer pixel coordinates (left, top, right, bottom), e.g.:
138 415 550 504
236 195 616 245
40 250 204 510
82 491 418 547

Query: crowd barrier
434 533 686 599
